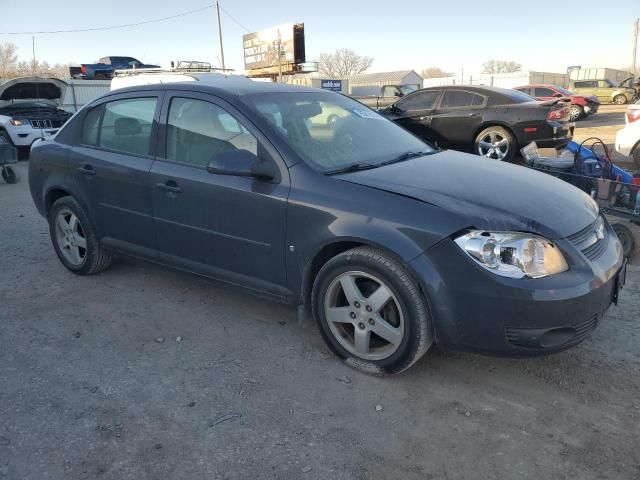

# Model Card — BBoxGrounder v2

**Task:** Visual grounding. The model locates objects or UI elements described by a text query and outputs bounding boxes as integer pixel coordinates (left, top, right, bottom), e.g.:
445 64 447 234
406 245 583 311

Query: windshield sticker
351 109 383 120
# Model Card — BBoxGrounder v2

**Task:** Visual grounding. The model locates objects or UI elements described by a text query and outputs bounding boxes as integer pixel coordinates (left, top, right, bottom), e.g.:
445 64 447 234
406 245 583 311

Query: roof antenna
32 35 44 138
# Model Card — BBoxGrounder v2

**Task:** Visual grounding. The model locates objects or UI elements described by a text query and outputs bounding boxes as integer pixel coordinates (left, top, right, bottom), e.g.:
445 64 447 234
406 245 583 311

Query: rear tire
612 223 635 258
569 105 584 121
613 95 627 105
474 126 516 161
48 196 112 275
312 247 433 375
94 73 108 80
1 166 17 184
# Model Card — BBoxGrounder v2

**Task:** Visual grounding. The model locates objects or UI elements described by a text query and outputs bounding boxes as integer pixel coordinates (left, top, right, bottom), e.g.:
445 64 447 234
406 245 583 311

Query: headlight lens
454 231 568 279
9 119 25 126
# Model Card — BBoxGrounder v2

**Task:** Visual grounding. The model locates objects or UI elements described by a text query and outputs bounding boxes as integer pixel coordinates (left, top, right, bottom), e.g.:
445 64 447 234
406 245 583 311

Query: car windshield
242 92 434 173
398 85 417 95
554 86 575 95
500 89 538 103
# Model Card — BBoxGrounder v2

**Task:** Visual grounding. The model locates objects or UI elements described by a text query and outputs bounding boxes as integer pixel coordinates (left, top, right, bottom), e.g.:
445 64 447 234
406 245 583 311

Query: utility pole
633 18 639 78
216 1 226 71
277 28 282 83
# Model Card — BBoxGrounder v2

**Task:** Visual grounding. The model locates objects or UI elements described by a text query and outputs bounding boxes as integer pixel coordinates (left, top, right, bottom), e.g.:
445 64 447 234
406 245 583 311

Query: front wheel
569 105 584 121
613 95 627 105
1 166 17 184
312 247 433 375
612 223 635 258
48 196 112 275
474 126 515 161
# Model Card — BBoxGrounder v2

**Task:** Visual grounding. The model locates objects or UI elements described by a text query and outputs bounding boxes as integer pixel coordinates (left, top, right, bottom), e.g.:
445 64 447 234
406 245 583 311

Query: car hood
336 150 598 240
0 77 67 108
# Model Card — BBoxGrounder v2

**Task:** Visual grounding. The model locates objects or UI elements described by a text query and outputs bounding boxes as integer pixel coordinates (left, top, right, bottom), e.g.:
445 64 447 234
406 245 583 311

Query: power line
0 3 216 35
218 4 251 33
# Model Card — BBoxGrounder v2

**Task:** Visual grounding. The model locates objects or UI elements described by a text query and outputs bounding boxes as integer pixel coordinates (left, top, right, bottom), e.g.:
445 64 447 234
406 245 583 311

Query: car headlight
9 119 25 126
454 231 568 279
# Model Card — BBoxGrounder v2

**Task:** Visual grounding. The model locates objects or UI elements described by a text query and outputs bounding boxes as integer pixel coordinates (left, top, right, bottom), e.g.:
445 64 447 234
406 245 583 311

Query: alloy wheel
477 130 509 160
323 271 404 361
54 209 88 266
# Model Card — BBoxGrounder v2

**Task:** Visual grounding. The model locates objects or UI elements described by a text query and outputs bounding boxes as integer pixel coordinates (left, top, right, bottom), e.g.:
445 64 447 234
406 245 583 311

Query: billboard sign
320 80 342 92
243 23 305 71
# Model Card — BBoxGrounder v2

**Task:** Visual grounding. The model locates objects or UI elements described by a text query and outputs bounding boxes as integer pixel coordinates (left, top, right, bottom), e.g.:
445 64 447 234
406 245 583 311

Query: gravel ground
1 161 639 480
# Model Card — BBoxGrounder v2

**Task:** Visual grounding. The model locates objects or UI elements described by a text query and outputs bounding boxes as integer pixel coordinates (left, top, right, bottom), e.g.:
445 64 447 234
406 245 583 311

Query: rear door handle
77 165 96 176
155 181 182 194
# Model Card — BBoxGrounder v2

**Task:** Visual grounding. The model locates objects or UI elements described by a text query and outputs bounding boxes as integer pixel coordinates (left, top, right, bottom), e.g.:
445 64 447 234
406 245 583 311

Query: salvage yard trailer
423 71 569 89
569 68 634 86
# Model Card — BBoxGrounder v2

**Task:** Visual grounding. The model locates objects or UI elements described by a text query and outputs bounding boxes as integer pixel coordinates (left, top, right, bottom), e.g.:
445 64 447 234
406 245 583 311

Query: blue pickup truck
70 56 160 80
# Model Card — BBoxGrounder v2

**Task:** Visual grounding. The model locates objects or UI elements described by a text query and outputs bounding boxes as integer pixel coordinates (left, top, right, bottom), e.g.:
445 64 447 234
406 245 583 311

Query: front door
391 89 442 145
149 92 290 294
69 93 161 250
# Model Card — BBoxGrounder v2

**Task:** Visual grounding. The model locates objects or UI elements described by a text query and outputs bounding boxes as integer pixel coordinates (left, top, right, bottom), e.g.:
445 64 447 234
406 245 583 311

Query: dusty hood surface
0 77 67 108
337 150 599 240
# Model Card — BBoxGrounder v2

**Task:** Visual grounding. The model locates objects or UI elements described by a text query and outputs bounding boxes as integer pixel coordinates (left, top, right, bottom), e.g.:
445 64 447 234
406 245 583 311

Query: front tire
1 166 17 184
613 94 627 105
312 247 433 375
474 126 515 161
48 196 112 275
569 105 584 121
612 223 635 258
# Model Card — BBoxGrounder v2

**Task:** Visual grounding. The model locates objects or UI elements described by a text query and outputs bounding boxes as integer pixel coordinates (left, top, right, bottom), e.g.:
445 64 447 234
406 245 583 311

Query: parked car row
27 75 625 374
513 84 599 121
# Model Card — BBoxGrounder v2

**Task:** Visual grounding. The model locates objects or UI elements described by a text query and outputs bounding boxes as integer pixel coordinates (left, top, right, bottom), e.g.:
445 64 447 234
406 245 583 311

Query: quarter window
81 106 102 146
166 97 257 168
534 87 556 97
98 98 157 156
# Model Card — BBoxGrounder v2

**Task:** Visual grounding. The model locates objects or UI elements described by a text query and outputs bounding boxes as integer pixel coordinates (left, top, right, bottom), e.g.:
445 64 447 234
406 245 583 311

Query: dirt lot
1 161 640 480
573 104 631 164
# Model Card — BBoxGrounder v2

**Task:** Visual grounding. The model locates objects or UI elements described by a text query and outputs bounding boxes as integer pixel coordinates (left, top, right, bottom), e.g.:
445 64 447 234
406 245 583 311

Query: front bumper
583 102 600 115
5 127 58 147
411 219 624 356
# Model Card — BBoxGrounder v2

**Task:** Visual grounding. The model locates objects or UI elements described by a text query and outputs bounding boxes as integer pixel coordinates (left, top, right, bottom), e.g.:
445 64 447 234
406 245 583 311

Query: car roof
106 76 319 102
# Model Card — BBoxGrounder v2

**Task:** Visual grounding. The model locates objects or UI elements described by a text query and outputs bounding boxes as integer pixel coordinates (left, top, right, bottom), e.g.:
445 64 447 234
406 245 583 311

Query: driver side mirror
553 92 563 98
207 149 278 181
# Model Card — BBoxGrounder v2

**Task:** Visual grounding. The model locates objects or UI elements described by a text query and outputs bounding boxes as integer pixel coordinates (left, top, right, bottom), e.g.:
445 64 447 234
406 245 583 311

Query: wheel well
302 241 365 308
44 188 70 214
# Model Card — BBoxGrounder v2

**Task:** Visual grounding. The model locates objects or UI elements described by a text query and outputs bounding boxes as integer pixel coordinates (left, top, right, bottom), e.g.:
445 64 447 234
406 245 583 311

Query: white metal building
346 70 423 96
569 68 633 85
61 80 111 112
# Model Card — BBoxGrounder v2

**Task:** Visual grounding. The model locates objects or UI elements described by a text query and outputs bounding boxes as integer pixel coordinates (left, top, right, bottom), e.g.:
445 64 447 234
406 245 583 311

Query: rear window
494 89 537 104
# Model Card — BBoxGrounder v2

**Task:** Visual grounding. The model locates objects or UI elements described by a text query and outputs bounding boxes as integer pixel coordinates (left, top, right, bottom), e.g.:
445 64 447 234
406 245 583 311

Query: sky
1 0 638 76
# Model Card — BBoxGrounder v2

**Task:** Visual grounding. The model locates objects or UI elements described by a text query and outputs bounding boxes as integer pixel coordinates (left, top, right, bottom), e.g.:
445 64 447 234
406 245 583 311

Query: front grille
573 314 599 343
567 217 606 261
30 119 52 129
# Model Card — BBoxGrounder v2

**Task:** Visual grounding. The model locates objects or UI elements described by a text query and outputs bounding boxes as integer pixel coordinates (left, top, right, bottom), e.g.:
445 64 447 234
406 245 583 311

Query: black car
28 80 624 375
379 85 574 161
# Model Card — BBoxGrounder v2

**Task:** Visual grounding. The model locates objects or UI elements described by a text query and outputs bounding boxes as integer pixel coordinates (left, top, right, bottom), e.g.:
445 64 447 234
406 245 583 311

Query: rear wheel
613 94 627 105
312 247 433 375
48 196 112 274
474 126 515 161
94 73 108 80
612 223 635 258
569 105 584 121
1 166 17 184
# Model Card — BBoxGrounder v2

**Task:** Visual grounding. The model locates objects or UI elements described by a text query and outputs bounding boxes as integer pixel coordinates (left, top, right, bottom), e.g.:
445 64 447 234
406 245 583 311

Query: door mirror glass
552 92 563 98
207 149 276 181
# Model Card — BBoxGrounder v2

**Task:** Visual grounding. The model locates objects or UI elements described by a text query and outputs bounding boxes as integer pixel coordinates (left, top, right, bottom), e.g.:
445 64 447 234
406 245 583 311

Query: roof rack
113 60 234 77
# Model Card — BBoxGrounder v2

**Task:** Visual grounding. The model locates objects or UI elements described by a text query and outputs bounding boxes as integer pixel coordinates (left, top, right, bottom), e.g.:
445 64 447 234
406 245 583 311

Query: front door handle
155 181 182 194
77 165 96 176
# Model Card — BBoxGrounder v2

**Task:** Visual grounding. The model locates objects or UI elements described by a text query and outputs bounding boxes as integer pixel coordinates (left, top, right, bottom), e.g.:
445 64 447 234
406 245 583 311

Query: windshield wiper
378 150 432 167
324 163 379 175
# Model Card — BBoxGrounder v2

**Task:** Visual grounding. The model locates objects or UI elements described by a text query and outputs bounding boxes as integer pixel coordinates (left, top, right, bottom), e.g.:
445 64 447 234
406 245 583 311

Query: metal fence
423 71 569 89
61 80 111 112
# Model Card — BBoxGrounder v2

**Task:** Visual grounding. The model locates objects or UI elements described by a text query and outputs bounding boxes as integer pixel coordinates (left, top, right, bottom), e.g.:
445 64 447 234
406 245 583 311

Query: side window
598 80 610 88
575 81 595 88
382 86 400 97
99 97 157 156
397 90 441 111
515 87 531 96
534 87 556 97
81 106 103 146
166 97 258 168
441 90 484 108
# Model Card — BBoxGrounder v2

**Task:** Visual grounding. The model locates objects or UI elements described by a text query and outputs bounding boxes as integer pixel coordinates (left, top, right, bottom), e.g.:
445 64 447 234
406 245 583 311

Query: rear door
429 89 486 149
390 89 442 144
149 91 290 294
69 91 161 251
573 81 598 99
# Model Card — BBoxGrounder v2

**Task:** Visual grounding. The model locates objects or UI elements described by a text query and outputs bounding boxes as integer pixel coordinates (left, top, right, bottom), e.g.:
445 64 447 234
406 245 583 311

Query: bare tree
0 43 19 79
482 59 522 74
317 49 373 78
421 67 453 79
48 63 71 80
